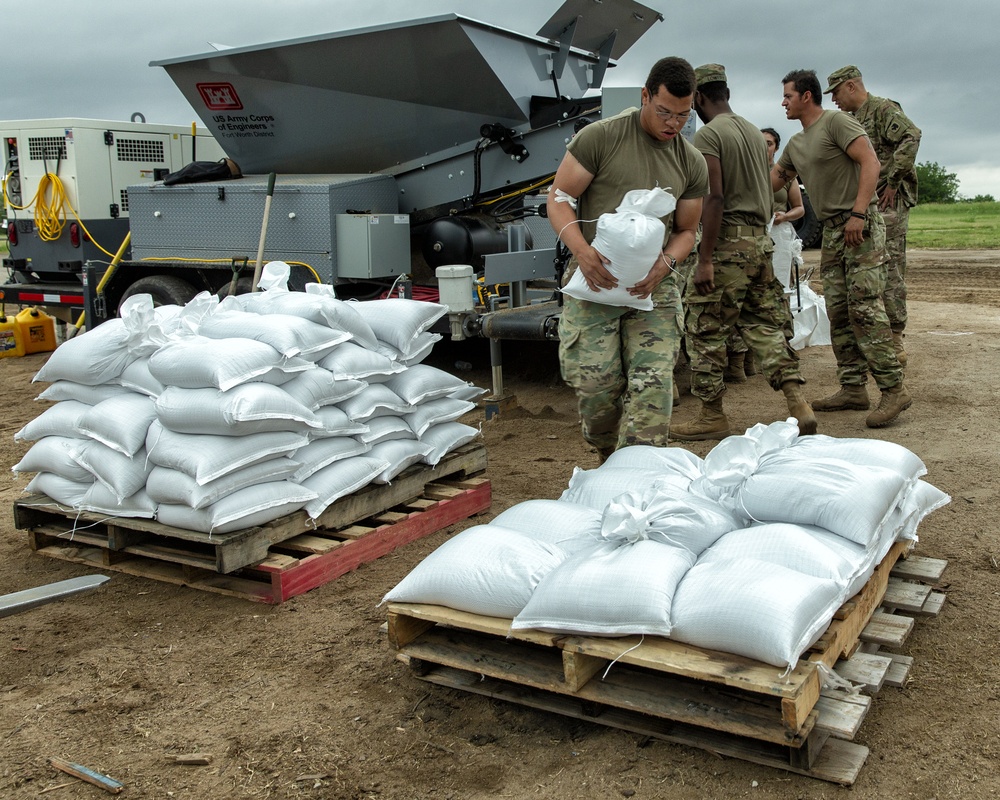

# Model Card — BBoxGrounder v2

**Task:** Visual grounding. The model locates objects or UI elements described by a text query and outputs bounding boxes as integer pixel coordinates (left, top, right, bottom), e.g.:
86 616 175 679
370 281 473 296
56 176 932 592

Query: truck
3 0 665 353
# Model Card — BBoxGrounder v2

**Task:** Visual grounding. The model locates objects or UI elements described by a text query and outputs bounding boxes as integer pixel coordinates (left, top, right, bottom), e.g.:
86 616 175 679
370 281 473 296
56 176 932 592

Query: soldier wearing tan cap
825 65 921 367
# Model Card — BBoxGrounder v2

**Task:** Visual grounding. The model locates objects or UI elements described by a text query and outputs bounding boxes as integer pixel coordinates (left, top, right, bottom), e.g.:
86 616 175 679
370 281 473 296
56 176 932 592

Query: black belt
823 210 854 228
719 224 768 237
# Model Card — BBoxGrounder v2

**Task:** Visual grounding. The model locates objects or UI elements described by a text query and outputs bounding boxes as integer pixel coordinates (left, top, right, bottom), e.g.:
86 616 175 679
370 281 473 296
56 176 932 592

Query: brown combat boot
724 351 747 383
892 332 908 367
672 381 680 407
669 397 731 441
812 384 871 412
866 383 912 428
781 381 818 436
743 352 759 376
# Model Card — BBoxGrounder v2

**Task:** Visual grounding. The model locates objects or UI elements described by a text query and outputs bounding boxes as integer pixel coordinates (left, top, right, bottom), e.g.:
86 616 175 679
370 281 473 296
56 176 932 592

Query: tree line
917 162 995 204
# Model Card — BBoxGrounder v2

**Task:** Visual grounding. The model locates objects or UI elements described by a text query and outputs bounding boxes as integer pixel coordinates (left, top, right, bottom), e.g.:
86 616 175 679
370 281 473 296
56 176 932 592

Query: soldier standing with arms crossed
670 64 816 441
825 65 921 366
773 69 910 428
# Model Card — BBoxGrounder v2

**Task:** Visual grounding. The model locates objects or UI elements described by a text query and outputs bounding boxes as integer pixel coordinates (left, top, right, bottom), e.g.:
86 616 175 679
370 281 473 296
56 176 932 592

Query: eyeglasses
652 107 690 123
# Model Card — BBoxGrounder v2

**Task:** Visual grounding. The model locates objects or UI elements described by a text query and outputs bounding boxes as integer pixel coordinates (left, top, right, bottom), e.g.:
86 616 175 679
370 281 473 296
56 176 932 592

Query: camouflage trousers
684 233 802 401
820 211 903 389
559 267 683 450
881 203 910 333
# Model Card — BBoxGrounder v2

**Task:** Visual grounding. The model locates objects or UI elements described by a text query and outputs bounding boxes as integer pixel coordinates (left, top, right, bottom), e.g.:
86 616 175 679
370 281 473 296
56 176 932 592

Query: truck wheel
216 277 255 298
793 188 822 249
117 275 198 313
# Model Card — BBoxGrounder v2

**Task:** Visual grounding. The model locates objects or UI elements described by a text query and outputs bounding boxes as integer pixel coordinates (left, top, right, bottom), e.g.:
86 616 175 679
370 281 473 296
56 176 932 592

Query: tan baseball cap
824 65 862 93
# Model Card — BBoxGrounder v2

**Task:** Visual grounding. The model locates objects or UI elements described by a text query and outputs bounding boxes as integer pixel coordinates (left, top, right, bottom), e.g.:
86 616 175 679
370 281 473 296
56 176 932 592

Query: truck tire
216 276 255 298
793 188 822 249
117 275 198 312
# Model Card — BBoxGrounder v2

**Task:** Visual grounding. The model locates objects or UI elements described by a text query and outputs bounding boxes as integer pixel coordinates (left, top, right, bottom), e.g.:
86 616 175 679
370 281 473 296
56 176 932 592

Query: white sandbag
603 445 704 481
559 466 689 511
11 436 94 483
736 456 910 547
448 382 488 402
156 481 318 534
115 357 166 398
77 394 157 456
31 318 134 385
310 406 370 438
368 440 436 483
70 441 154 502
769 219 798 289
601 487 741 556
561 188 676 312
381 524 567 618
154 385 322 436
35 381 131 405
357 416 416 445
404 397 476 437
384 364 470 405
253 290 381 351
197 309 351 359
280 370 366 410
419 422 479 466
511 540 695 637
670 557 845 669
894 479 951 541
290 438 371 482
317 342 407 382
24 472 94 507
302 455 392 519
790 282 832 350
351 298 448 357
702 523 865 584
491 499 603 554
145 420 309 484
375 332 443 366
79 483 158 518
149 336 313 391
787 434 927 482
338 384 413 421
146 458 301 509
15 400 92 442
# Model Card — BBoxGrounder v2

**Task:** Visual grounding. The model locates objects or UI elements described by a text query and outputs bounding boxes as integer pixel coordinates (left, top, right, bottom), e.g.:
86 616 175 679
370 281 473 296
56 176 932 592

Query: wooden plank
834 652 892 693
890 554 948 583
814 693 871 740
921 591 947 616
561 649 607 693
882 577 932 613
859 611 913 648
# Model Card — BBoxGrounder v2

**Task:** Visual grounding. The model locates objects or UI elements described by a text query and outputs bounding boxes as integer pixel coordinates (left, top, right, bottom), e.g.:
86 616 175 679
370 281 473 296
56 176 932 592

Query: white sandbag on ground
419 422 479 466
512 539 695 636
70 441 154 502
670 557 844 669
559 466 690 511
381 524 566 618
351 298 448 358
15 401 92 442
12 437 95 483
149 336 313 391
197 309 351 359
384 364 471 405
154 385 322 436
301 455 392 519
491 499 604 554
145 420 309 485
24 472 94 507
156 481 318 534
318 342 407 382
77 394 157 456
280 370 366 410
338 384 413 421
368 440 436 484
404 397 476 437
357 417 417 445
146 458 301 509
290 438 371 483
35 381 131 405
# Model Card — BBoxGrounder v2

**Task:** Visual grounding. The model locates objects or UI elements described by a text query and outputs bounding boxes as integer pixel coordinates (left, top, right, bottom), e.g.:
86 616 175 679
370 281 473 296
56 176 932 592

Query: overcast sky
6 0 998 198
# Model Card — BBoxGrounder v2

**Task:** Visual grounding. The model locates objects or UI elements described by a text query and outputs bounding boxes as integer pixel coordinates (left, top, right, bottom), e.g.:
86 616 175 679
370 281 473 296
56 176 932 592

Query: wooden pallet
386 547 946 785
17 444 490 603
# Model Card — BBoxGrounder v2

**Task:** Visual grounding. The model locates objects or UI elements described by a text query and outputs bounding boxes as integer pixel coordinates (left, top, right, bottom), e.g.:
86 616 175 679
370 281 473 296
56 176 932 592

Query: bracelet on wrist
661 252 677 270
850 211 866 220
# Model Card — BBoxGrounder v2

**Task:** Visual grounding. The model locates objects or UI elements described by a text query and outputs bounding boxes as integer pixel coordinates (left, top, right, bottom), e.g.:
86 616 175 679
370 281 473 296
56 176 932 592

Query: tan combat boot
781 381 818 436
743 351 759 376
672 381 680 407
669 397 731 441
812 384 870 411
892 332 908 367
866 383 912 428
724 351 747 383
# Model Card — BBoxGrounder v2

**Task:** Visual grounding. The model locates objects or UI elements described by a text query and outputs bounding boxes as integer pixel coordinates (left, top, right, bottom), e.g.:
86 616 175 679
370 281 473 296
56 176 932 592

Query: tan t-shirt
693 113 771 227
567 108 709 244
778 110 875 221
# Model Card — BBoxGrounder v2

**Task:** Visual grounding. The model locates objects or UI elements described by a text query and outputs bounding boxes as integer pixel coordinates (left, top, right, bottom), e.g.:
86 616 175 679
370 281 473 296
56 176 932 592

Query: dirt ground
1 249 998 799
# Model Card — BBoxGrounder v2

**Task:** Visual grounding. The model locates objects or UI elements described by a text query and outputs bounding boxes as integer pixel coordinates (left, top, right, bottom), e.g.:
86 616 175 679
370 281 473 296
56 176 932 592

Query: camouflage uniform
685 231 801 400
820 209 902 389
559 263 683 450
854 94 920 333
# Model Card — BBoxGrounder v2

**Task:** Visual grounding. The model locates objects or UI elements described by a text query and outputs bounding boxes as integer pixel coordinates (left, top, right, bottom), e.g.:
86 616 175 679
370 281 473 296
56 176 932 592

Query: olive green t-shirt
693 113 772 227
778 110 876 221
567 108 709 244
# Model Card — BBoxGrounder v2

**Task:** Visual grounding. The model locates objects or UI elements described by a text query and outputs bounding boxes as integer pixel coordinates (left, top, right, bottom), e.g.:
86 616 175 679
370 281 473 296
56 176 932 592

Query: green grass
908 202 1000 248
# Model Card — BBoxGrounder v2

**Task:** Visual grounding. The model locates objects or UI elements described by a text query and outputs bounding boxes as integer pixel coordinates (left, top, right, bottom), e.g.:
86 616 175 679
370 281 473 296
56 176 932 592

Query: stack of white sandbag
13 269 483 535
383 420 950 671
